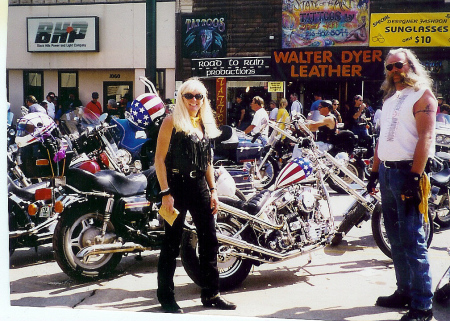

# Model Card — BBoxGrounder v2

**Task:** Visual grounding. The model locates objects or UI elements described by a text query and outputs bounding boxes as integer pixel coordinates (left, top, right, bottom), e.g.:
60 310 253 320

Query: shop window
103 81 133 114
58 71 79 109
23 70 44 102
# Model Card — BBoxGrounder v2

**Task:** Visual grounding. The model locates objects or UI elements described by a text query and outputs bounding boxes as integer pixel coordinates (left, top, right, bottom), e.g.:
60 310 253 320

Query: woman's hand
161 194 175 214
210 190 219 215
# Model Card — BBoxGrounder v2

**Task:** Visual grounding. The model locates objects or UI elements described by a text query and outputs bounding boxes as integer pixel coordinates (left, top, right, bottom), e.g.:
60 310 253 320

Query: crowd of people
22 91 134 123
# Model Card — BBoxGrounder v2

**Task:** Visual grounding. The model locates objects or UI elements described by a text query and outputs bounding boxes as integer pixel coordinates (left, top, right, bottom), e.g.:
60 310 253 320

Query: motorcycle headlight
436 134 445 144
444 136 450 145
116 149 132 164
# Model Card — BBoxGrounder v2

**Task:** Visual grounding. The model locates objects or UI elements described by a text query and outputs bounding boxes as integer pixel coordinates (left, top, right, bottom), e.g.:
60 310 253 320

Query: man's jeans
379 164 433 310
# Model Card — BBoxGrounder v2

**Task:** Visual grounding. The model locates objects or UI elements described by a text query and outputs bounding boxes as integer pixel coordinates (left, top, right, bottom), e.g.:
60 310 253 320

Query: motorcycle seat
7 176 50 200
430 168 450 185
67 168 148 197
219 190 271 215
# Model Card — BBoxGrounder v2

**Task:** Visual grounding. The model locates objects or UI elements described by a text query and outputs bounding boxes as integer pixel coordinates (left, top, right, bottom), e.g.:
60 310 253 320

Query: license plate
39 205 52 218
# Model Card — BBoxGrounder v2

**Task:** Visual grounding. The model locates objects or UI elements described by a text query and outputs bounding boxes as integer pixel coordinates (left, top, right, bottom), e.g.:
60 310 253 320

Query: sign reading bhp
27 17 99 52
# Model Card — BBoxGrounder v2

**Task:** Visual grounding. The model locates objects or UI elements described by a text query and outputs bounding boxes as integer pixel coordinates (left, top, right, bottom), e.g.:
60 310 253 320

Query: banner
215 78 227 126
191 57 271 78
370 12 450 47
282 0 370 48
182 14 227 58
272 48 385 81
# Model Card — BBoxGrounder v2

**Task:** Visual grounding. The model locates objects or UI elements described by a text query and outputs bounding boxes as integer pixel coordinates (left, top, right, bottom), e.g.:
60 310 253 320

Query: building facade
7 0 176 118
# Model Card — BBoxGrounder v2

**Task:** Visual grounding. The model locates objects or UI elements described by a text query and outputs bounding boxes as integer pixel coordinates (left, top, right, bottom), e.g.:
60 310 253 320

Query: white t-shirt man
46 101 55 119
251 108 269 137
291 99 302 118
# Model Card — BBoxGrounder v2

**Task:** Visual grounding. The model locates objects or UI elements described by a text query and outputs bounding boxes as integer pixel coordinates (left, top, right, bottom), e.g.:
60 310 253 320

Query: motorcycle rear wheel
432 192 450 228
371 205 433 259
181 220 253 291
53 210 122 280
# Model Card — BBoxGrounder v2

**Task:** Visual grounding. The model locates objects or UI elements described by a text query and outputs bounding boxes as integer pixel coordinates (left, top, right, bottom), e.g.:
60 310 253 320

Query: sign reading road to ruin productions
191 57 271 78
370 12 450 47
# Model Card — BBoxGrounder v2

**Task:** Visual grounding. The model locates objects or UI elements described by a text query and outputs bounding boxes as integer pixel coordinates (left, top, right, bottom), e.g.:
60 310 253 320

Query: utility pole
146 0 157 87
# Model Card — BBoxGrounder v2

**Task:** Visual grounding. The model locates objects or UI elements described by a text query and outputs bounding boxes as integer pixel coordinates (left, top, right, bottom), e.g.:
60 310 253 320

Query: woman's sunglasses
183 93 203 100
385 61 407 71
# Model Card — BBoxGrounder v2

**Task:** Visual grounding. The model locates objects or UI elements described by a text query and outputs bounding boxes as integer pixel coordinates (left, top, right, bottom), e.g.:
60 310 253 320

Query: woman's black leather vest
165 128 211 173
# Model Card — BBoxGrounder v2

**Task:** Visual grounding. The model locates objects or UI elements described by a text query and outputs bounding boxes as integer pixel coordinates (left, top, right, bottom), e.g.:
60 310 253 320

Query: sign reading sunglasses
385 61 408 71
183 93 204 100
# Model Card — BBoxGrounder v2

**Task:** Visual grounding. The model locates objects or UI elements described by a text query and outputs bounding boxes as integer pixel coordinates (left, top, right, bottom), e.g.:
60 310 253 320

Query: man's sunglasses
183 93 204 100
385 61 407 71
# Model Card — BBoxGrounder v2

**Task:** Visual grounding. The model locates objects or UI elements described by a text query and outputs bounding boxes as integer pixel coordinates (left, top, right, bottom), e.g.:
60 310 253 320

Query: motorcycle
51 163 244 280
179 116 434 290
9 114 73 256
435 246 450 304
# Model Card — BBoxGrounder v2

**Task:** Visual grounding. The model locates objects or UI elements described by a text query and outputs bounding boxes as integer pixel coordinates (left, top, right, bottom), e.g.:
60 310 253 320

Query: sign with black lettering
272 48 385 80
191 57 271 78
27 16 99 52
370 12 450 47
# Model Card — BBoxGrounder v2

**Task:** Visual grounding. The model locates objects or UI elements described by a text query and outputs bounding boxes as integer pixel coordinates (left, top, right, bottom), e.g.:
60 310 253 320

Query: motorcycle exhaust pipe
76 242 148 261
9 216 58 239
218 202 284 230
216 232 327 263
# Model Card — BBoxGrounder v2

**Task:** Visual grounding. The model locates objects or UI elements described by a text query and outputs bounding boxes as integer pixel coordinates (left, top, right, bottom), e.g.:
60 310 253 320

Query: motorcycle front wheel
253 157 278 190
326 160 364 194
53 211 122 280
371 205 433 259
181 220 253 291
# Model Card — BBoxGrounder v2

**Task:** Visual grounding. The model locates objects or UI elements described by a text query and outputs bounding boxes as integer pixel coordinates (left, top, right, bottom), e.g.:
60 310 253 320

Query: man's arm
411 89 437 175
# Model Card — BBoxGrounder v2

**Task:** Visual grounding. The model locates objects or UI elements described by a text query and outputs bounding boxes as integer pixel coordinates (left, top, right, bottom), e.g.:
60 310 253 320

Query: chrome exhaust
216 232 328 263
218 201 284 230
76 242 148 262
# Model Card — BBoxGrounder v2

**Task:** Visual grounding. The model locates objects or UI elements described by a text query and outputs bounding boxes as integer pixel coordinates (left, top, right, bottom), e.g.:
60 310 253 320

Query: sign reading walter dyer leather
272 48 385 81
27 16 99 52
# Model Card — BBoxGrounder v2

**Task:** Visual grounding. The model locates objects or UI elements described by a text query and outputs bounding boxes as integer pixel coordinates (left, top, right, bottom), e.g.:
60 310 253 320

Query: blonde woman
154 78 236 313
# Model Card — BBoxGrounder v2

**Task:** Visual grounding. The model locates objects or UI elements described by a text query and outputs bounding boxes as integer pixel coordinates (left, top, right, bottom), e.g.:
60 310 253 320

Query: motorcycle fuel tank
275 157 313 189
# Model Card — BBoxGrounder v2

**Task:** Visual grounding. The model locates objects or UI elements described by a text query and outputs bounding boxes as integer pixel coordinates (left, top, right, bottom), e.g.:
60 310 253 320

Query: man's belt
170 168 205 178
383 160 413 169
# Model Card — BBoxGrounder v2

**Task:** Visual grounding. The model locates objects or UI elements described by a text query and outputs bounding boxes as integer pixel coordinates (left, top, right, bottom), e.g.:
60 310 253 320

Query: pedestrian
154 78 236 313
289 92 303 118
305 100 337 151
276 98 290 130
331 99 342 123
235 95 251 130
269 100 278 121
367 48 436 321
55 93 82 123
46 92 56 119
244 96 269 145
307 92 323 120
25 95 47 114
85 92 103 117
345 94 372 151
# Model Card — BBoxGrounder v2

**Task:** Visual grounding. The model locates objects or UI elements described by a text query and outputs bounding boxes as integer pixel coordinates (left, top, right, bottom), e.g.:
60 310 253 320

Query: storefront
6 1 176 119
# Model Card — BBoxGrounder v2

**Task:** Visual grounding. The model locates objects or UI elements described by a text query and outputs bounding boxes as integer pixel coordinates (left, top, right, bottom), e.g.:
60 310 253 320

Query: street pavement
4 194 450 321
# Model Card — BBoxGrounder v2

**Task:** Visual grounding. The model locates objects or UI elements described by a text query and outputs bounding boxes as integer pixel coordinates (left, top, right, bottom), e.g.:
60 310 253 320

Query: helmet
16 113 57 148
129 93 165 129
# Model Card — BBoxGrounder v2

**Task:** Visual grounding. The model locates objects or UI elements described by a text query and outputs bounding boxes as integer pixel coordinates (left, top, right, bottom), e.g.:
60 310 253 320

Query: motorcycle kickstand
135 252 143 261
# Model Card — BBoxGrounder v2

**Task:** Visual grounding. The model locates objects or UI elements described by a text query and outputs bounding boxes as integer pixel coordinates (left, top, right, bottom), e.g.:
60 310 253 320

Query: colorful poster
370 12 450 47
182 15 227 58
282 0 370 48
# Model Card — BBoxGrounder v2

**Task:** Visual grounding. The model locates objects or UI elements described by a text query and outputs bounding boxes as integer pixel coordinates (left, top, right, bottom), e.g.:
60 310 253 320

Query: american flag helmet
275 157 313 189
129 93 165 129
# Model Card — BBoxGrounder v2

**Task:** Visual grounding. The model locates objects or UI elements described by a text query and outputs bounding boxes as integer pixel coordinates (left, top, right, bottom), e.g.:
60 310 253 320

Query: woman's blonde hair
172 78 221 138
279 98 288 109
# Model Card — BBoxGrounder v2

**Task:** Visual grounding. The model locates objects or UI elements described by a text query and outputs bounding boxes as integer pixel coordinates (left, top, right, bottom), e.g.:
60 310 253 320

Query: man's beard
388 70 415 87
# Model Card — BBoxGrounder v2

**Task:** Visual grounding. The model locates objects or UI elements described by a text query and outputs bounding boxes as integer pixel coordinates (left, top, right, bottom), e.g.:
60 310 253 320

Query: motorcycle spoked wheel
253 157 279 190
331 202 368 246
326 160 364 194
53 211 122 280
371 205 434 259
435 266 450 304
432 192 450 228
180 220 253 291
